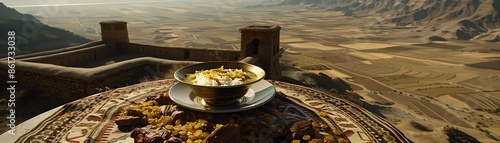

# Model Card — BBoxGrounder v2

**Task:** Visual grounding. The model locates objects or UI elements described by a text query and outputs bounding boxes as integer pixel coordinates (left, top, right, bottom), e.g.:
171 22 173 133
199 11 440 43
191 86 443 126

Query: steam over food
186 66 253 86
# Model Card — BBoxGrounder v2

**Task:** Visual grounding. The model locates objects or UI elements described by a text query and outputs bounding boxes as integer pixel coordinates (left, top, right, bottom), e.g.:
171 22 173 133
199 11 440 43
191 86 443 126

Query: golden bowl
173 62 266 107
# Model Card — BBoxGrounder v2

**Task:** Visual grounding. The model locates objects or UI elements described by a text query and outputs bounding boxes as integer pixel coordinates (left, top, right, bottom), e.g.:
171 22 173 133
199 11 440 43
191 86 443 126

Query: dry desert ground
4 1 500 142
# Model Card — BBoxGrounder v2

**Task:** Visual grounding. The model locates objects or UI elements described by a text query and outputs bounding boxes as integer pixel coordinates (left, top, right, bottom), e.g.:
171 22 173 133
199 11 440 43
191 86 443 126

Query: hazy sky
2 0 271 7
2 0 197 7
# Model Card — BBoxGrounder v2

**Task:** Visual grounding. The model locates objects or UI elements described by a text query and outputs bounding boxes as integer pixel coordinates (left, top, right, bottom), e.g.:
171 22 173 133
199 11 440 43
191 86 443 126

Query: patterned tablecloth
9 79 411 143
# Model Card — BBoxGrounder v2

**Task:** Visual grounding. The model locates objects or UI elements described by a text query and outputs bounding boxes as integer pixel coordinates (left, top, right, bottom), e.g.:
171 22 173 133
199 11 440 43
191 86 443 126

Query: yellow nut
320 124 328 129
202 132 210 138
334 130 342 136
324 135 334 141
198 119 208 123
194 122 202 130
165 125 174 130
302 135 311 141
338 138 349 143
312 122 320 128
172 130 178 136
216 124 223 129
174 124 182 131
194 130 203 138
320 111 327 117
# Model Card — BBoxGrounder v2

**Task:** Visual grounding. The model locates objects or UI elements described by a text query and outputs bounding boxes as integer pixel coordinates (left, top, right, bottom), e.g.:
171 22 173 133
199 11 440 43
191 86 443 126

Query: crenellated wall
0 64 146 100
21 43 117 67
188 48 240 61
118 43 240 61
0 58 198 99
0 40 244 98
15 41 240 68
118 43 187 60
0 23 281 99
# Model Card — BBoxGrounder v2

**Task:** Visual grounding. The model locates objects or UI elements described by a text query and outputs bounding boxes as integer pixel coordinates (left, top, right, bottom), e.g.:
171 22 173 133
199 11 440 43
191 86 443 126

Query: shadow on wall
0 61 198 100
16 42 240 68
118 43 240 61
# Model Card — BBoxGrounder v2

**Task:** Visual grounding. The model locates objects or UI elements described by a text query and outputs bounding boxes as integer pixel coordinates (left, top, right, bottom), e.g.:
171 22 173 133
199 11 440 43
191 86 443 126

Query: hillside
278 0 500 42
0 3 90 57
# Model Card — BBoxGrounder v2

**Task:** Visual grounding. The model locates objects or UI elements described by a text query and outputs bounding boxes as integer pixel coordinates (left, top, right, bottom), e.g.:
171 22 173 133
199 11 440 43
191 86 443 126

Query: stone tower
239 25 281 80
99 20 129 43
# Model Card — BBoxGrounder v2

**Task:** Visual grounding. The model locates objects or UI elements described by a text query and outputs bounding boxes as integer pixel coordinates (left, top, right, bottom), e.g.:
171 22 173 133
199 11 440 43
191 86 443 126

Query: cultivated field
10 1 500 142
381 93 471 128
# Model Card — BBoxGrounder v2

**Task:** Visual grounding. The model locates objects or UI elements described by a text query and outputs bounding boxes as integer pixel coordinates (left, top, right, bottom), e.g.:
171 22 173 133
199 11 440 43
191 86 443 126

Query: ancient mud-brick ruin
100 21 129 43
0 21 282 99
239 25 282 79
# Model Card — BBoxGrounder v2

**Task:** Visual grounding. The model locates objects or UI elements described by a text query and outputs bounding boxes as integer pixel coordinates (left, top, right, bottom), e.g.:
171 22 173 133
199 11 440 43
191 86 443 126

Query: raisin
201 122 215 132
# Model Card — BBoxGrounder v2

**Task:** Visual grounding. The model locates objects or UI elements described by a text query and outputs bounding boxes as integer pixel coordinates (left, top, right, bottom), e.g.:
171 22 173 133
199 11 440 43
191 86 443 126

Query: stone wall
17 65 141 100
118 43 240 61
22 43 117 67
1 57 199 98
0 41 248 99
16 41 240 68
118 43 186 60
12 41 105 60
188 48 240 61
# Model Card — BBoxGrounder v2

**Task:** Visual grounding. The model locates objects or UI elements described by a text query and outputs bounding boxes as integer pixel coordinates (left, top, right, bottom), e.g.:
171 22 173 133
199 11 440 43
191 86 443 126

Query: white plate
169 80 276 113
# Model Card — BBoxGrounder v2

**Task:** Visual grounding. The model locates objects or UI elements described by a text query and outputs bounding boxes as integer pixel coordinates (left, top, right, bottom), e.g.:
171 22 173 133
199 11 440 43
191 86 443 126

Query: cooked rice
186 66 249 86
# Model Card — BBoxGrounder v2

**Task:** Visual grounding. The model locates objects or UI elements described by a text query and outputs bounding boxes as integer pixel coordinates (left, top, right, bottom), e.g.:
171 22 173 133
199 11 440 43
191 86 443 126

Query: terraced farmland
450 92 500 110
416 87 475 97
382 93 472 128
334 55 500 112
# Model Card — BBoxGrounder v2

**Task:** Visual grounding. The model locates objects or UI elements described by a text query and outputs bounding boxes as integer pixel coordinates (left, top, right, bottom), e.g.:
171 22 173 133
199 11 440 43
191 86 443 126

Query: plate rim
169 80 276 113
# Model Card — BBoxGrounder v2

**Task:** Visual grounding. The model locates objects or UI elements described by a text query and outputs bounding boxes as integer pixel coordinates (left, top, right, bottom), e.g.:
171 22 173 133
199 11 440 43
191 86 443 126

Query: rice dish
186 66 251 86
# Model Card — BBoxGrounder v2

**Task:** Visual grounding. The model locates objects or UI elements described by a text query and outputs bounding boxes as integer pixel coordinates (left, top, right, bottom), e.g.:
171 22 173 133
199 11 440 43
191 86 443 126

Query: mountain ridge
0 2 90 57
278 0 500 41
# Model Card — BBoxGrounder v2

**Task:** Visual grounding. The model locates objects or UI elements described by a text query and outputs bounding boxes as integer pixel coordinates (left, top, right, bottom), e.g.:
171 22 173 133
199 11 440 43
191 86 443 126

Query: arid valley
1 0 500 142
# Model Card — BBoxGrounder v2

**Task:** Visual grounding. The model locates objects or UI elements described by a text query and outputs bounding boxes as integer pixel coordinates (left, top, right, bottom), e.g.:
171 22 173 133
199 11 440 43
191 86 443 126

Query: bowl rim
173 61 266 88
